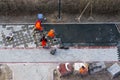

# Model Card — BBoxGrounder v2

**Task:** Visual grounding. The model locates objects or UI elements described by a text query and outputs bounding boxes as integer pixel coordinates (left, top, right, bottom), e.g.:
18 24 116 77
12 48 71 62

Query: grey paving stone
2 25 6 28
0 25 60 48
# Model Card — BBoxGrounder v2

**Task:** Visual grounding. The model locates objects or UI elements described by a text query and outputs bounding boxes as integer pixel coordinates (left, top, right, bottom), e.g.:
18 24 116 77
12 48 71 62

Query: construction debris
89 62 106 74
54 62 120 80
54 63 73 79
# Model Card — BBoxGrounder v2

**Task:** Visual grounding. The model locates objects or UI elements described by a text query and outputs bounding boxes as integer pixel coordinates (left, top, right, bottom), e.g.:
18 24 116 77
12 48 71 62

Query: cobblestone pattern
0 25 61 48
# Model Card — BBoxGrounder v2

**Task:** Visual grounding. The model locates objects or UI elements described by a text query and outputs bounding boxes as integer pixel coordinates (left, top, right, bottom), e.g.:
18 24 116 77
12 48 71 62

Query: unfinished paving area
0 0 120 79
0 23 119 47
0 24 119 80
0 24 119 62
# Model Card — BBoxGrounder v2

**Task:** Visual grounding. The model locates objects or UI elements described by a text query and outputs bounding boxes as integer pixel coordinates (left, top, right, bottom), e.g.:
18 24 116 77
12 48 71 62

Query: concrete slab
8 63 58 80
0 48 118 62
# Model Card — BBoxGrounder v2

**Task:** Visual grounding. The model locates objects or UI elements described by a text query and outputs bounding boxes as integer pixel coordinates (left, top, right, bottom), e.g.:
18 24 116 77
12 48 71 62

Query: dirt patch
0 13 120 23
0 0 120 23
0 0 120 15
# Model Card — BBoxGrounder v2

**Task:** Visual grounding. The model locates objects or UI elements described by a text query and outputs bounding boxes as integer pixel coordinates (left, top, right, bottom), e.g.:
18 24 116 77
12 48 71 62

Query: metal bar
58 0 61 20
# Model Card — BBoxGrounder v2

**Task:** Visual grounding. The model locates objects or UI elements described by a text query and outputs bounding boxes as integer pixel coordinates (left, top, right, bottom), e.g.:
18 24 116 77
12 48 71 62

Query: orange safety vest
47 29 55 38
41 37 47 47
41 40 47 47
79 67 88 75
35 20 43 31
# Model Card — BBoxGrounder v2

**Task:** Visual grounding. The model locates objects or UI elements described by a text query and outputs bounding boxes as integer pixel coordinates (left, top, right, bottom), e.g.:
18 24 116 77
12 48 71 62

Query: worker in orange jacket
79 65 88 75
40 36 47 48
33 20 43 32
47 29 55 38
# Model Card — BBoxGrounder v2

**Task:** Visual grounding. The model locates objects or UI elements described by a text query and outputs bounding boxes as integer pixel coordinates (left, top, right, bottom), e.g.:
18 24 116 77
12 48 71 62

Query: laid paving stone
2 25 7 29
0 24 61 48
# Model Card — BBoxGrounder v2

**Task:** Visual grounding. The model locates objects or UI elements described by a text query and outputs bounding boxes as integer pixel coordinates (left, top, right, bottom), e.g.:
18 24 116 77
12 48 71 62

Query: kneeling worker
79 65 88 75
73 63 88 76
40 36 48 48
47 29 55 38
33 19 43 32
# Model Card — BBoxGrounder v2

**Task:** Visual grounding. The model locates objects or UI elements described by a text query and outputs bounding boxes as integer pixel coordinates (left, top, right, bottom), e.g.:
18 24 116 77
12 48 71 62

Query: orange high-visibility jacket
41 40 47 47
35 20 43 31
47 29 55 38
40 37 47 47
79 67 88 75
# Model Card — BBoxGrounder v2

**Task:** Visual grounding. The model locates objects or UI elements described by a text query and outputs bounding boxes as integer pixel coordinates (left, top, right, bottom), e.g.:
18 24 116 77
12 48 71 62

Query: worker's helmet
50 29 54 32
37 13 43 20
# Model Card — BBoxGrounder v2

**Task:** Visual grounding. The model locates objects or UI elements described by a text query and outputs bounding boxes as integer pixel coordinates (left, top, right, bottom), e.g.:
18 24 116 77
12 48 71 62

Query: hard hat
50 29 54 32
37 13 43 20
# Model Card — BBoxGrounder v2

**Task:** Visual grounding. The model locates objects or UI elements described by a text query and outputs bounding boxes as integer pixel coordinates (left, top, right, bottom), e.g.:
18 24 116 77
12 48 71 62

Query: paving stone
1 25 60 48
2 25 6 28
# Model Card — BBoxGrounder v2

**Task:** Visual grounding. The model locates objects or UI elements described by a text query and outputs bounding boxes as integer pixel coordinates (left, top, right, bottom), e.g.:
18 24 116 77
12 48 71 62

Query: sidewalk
0 48 118 62
7 63 58 80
